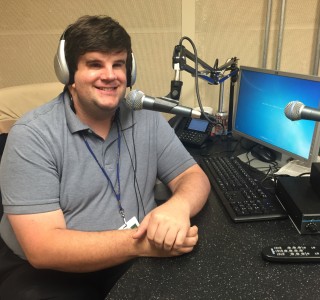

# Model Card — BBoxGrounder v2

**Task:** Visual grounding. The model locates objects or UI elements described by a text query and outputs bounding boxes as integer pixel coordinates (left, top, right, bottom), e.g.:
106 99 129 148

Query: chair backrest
0 134 6 220
0 82 64 134
0 192 2 219
0 134 7 158
0 134 7 220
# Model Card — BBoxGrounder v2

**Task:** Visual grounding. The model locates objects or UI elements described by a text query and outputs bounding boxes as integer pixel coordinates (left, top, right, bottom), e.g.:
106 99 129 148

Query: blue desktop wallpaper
234 69 320 159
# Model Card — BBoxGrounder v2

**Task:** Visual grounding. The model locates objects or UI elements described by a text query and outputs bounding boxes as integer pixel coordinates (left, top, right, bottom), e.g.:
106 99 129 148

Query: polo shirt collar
62 91 136 135
62 91 88 134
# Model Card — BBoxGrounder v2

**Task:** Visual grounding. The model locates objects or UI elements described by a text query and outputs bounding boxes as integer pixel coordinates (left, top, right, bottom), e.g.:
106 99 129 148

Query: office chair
0 134 6 249
0 194 2 222
0 134 7 215
0 187 3 250
0 134 7 158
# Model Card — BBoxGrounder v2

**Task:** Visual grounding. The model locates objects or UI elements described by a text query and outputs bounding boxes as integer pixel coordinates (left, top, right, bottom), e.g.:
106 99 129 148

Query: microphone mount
172 44 239 85
171 38 239 134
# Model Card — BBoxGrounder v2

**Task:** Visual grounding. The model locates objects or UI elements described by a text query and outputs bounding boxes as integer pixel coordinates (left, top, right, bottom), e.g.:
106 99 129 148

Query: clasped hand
132 202 198 256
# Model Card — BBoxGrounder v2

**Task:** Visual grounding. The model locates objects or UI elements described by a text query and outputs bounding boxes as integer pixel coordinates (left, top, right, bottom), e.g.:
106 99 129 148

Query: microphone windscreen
284 101 304 120
125 90 144 110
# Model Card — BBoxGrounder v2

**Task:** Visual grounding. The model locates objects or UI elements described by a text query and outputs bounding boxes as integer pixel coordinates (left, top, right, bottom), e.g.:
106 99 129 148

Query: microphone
170 69 183 100
170 79 183 100
124 90 202 118
284 101 320 122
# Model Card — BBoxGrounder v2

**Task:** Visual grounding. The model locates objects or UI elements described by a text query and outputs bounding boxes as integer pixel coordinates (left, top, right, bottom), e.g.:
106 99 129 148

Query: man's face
71 50 128 119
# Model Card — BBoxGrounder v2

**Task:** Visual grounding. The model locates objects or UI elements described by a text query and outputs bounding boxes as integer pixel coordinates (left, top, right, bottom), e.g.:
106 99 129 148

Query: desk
107 137 320 300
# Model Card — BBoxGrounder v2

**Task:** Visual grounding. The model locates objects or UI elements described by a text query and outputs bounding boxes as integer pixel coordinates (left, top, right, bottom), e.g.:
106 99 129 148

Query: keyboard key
201 156 287 222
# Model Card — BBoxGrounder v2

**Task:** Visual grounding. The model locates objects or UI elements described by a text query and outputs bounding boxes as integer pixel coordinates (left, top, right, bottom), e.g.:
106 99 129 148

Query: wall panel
0 0 182 92
0 0 319 114
193 0 320 112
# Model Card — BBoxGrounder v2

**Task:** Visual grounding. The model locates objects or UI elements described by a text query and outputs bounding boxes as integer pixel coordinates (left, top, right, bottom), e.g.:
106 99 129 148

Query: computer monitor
233 66 320 167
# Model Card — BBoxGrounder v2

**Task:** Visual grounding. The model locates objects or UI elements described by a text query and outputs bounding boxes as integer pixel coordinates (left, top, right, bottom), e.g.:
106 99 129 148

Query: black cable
130 111 146 216
178 36 216 126
118 111 146 219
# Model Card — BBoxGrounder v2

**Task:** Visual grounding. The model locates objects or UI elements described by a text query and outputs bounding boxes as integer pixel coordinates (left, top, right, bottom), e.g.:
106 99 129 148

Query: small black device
276 176 320 234
251 145 276 163
262 245 320 262
310 163 320 198
174 117 213 147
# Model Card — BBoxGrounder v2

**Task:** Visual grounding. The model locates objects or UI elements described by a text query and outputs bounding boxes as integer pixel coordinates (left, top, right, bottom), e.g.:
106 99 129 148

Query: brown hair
64 15 132 85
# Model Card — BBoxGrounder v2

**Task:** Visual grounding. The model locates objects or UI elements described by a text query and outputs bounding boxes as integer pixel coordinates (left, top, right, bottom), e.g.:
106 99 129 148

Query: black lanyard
81 121 127 225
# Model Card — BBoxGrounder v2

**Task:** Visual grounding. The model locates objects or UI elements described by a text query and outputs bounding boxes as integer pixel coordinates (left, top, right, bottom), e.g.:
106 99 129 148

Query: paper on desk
274 160 311 177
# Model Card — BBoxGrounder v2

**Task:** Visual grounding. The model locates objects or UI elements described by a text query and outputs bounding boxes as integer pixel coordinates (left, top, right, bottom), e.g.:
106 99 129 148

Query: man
0 15 210 299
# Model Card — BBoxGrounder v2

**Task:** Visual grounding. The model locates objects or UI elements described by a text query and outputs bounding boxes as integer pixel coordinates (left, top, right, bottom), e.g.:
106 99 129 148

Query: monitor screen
233 66 320 166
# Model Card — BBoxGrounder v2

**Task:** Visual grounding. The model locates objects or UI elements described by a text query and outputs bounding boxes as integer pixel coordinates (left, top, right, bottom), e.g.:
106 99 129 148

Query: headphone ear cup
54 39 70 85
54 37 136 87
127 52 137 87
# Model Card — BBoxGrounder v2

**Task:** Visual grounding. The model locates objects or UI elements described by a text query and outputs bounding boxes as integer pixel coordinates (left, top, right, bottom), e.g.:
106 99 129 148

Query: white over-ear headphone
54 31 137 87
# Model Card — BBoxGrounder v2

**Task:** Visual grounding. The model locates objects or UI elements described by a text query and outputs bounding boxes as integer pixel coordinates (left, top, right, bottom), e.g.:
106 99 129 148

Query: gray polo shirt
0 91 196 258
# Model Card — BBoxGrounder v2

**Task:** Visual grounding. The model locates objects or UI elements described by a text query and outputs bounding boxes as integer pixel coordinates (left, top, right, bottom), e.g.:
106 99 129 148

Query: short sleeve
0 124 61 214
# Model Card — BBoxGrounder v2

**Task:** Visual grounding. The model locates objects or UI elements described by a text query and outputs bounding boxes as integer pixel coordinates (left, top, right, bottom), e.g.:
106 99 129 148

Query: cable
118 111 146 219
178 36 216 125
130 111 146 216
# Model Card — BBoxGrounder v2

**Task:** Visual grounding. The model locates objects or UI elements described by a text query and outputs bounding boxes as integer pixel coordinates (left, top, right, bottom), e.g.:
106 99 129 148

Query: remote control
262 246 320 262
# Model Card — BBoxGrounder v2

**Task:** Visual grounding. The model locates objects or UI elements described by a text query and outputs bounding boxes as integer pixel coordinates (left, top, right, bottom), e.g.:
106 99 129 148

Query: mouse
250 145 276 163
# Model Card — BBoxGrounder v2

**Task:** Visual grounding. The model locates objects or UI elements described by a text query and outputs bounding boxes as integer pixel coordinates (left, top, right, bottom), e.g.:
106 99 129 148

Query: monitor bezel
232 65 320 167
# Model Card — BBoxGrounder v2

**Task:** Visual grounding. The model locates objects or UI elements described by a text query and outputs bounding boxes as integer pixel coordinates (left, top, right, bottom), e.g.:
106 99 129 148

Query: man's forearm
20 227 143 272
167 164 210 217
11 217 195 273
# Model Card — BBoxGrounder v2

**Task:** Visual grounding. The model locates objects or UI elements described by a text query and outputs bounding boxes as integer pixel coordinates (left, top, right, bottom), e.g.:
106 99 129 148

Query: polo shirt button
88 129 92 134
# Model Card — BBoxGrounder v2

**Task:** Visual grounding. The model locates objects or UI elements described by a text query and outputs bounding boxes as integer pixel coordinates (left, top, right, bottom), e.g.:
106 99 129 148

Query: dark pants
0 237 131 300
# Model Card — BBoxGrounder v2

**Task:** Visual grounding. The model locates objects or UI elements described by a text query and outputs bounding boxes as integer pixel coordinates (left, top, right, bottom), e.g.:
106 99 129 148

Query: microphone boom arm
170 36 240 133
172 44 239 85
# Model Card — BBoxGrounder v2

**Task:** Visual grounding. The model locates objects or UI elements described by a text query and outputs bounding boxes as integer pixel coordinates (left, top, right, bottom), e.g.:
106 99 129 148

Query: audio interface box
276 176 320 234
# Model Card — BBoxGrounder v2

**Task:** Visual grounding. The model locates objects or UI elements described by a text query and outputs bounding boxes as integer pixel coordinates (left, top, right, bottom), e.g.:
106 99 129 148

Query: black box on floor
276 176 320 234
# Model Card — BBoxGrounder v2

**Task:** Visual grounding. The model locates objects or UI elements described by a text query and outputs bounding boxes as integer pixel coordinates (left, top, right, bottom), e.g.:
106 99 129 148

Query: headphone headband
54 33 137 87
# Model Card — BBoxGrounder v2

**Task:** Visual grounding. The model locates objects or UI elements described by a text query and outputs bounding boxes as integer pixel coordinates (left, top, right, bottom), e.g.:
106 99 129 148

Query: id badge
118 216 140 230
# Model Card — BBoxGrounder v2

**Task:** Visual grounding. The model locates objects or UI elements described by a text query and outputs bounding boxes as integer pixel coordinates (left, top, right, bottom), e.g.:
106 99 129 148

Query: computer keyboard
200 156 287 222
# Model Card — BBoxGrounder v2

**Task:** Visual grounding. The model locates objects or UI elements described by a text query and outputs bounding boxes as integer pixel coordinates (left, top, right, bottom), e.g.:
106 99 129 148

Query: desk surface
107 137 320 300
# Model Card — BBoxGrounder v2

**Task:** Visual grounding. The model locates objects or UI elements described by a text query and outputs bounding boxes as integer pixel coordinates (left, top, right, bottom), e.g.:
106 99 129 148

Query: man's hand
132 199 193 252
133 164 209 255
134 223 199 257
